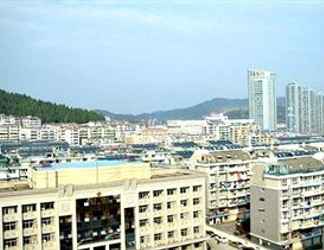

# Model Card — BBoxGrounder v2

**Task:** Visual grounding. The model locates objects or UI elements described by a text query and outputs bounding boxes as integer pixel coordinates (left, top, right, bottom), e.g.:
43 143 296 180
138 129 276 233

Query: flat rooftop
265 157 324 176
34 159 136 172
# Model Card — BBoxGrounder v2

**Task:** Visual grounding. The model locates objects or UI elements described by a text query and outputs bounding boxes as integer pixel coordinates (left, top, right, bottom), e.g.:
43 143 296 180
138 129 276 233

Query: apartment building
79 122 116 145
167 120 206 136
190 149 251 224
0 160 207 250
251 155 324 250
205 114 259 146
20 116 42 128
286 82 324 135
0 125 19 142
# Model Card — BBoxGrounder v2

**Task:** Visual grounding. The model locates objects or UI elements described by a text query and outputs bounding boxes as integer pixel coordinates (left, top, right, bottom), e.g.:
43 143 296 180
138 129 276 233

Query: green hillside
0 89 105 123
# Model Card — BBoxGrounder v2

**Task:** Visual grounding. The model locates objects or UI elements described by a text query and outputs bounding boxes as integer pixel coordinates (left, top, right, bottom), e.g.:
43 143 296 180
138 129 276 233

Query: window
193 198 200 205
4 239 17 247
258 208 265 212
167 202 172 209
180 200 188 207
153 203 162 211
193 226 200 233
42 233 54 242
22 204 37 213
139 191 150 199
181 228 188 237
154 217 162 224
180 213 188 219
140 236 145 244
23 236 32 245
180 187 189 194
168 231 175 238
259 197 265 202
193 185 201 192
2 206 17 215
41 217 52 226
193 211 199 218
154 233 162 241
23 220 35 229
153 190 163 197
167 188 176 195
4 222 16 231
41 202 54 210
139 205 148 213
167 215 174 223
139 219 148 227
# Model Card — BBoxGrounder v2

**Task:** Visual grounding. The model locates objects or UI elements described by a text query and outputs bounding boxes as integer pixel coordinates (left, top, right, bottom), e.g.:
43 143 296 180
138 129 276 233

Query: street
207 225 270 250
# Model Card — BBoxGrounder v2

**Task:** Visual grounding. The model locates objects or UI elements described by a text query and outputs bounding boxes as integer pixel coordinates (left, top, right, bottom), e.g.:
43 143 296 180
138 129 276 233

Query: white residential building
248 69 277 131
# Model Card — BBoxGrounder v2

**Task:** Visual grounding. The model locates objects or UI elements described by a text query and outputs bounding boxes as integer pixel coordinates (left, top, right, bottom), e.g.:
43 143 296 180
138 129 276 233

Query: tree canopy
0 89 105 123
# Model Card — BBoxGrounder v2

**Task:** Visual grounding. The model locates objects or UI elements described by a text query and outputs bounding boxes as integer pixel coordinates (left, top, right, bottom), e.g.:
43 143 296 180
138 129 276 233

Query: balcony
41 209 55 217
42 241 56 250
23 211 38 220
3 213 18 222
42 224 56 234
4 229 19 239
23 244 39 250
23 227 38 236
4 246 20 250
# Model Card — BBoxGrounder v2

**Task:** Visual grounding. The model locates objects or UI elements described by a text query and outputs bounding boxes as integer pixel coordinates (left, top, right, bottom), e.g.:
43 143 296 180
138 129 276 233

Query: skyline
1 1 324 114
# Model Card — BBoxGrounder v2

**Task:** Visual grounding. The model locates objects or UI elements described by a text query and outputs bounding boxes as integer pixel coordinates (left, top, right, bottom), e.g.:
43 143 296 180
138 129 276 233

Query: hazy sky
1 1 324 114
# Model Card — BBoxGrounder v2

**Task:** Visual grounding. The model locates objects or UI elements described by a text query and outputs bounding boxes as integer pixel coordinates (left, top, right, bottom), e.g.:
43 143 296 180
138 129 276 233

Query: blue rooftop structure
36 159 130 172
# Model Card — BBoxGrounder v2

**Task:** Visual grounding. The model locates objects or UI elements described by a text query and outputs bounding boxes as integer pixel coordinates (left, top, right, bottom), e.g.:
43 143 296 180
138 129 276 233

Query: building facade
0 161 207 250
190 150 251 224
251 156 324 250
286 82 324 135
248 69 277 131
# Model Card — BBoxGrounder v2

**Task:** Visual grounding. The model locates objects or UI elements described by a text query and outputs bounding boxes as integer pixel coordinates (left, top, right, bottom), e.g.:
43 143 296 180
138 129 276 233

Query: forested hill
0 89 105 123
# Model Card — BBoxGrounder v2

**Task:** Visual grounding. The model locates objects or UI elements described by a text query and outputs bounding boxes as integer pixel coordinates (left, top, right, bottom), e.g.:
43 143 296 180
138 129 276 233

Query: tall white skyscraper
248 69 277 131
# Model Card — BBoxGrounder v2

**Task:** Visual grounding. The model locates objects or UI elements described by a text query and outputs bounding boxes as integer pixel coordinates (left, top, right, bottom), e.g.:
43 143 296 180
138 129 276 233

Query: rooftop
265 157 324 176
35 159 134 172
197 150 251 164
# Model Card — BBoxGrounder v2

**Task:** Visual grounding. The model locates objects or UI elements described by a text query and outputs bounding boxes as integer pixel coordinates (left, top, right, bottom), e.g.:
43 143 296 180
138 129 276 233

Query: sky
1 0 324 114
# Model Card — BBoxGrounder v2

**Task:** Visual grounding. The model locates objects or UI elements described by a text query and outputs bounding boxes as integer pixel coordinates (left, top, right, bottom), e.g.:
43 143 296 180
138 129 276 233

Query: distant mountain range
0 88 286 124
97 97 286 123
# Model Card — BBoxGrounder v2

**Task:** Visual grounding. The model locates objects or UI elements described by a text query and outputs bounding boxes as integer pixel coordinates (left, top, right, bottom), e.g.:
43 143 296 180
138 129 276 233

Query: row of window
139 198 201 213
141 226 201 243
140 210 202 226
2 202 55 215
139 186 202 199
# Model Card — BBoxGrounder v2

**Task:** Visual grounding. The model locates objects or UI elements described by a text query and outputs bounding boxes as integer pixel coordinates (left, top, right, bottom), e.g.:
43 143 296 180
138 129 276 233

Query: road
207 225 270 250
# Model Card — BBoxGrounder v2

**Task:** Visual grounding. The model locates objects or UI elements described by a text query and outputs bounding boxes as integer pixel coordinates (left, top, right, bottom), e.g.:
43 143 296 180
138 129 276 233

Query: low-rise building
0 160 207 250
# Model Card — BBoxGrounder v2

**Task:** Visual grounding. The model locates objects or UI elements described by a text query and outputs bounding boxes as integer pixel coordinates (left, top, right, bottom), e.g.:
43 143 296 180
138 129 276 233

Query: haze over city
1 0 324 113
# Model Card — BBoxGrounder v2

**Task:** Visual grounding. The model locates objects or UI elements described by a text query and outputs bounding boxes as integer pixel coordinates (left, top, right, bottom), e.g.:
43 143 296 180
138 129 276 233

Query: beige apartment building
0 160 207 250
190 150 251 224
251 155 324 250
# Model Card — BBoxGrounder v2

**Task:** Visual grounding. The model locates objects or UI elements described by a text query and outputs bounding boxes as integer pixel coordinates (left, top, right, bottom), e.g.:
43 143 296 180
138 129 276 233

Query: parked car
215 235 229 244
229 240 244 248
